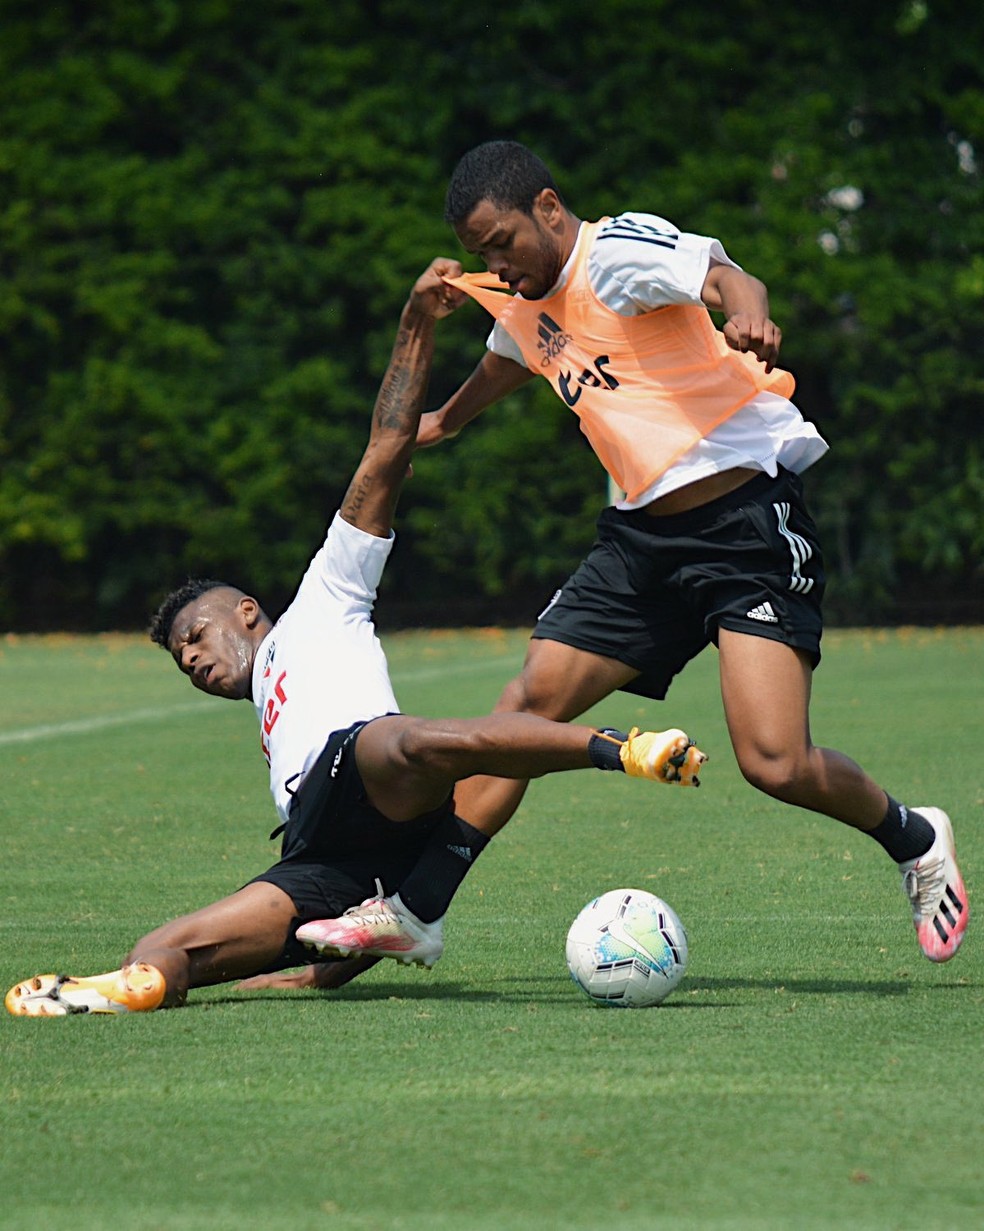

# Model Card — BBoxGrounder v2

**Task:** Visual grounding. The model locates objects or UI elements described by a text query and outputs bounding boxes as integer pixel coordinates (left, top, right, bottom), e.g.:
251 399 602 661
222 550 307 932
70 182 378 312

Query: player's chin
207 675 248 701
516 279 545 299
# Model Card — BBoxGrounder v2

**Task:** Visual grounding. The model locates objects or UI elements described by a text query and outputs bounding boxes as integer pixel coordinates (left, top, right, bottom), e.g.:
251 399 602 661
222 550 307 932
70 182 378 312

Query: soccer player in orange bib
307 140 966 970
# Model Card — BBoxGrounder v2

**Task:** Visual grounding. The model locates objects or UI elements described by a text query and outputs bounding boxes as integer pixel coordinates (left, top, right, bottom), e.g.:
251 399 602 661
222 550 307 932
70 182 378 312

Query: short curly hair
149 578 229 648
444 140 562 225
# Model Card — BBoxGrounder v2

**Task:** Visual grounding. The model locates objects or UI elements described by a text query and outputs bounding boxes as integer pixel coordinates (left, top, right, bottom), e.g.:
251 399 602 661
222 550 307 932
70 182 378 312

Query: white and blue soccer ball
566 888 688 1008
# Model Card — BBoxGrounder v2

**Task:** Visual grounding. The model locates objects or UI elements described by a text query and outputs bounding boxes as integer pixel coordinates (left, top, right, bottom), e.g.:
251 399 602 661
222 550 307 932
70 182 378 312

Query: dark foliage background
1 0 981 631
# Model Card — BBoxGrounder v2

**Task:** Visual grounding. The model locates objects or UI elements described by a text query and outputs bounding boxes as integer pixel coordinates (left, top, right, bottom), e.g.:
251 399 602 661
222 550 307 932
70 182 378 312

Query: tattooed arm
339 258 466 538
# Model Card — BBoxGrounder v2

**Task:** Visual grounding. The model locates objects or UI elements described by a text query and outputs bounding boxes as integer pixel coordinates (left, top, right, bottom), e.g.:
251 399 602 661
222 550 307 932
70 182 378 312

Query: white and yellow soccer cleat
5 963 166 1017
619 727 708 786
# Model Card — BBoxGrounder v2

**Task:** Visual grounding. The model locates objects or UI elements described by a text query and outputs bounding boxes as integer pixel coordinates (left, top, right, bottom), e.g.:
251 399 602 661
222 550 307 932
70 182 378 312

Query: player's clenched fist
409 257 467 318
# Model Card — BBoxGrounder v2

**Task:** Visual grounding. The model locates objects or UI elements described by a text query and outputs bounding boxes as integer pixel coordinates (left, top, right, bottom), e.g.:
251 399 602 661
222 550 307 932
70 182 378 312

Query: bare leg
355 640 639 825
126 881 300 1007
718 629 887 830
450 640 640 836
292 642 701 962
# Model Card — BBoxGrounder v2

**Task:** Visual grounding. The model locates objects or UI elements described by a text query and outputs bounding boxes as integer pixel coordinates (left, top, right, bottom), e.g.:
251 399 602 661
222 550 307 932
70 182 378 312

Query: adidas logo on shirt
535 313 573 364
746 601 779 624
447 844 473 863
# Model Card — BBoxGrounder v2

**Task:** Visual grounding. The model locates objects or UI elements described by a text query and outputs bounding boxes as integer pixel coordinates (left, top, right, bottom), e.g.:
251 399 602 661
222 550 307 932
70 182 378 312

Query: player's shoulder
589 213 690 284
302 511 394 605
587 212 716 309
594 211 683 252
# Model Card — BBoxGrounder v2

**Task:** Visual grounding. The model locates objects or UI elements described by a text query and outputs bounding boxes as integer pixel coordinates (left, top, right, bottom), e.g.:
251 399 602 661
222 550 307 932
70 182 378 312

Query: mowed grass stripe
0 701 211 746
0 653 520 746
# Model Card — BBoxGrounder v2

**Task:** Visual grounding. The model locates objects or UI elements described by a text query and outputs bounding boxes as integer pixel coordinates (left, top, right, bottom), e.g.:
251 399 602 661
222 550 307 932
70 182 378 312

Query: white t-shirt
487 212 828 506
251 513 400 823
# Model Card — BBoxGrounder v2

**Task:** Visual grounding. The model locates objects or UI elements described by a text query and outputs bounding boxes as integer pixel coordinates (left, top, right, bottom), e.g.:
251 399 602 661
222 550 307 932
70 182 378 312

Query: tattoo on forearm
339 312 433 528
376 366 415 431
342 473 373 518
373 323 433 433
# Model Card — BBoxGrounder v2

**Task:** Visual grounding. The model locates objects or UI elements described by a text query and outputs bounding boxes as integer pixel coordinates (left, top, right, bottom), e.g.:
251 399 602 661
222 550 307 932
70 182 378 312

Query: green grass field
1 627 982 1231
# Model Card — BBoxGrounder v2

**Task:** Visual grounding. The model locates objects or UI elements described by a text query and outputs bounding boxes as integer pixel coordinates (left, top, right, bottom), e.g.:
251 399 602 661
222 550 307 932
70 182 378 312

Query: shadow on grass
201 981 504 1007
681 975 915 996
197 970 956 1009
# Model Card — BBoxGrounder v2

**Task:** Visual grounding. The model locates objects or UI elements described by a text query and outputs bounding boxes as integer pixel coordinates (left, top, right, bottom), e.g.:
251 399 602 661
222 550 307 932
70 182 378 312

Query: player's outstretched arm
235 954 381 993
339 259 464 539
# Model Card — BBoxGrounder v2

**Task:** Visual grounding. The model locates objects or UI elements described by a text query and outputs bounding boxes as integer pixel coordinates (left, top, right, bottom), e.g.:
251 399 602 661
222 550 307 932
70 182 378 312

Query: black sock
867 796 935 863
588 728 629 772
397 814 491 923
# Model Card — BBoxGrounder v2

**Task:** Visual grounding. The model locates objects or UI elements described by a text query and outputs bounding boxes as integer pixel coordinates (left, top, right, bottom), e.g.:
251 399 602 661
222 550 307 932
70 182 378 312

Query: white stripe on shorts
538 588 563 621
773 501 815 594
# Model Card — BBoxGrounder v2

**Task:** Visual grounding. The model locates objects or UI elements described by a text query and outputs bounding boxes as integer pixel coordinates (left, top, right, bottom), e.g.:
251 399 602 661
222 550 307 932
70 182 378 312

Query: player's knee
392 720 467 772
494 672 564 720
127 914 201 965
493 673 534 714
394 726 429 771
393 721 497 786
736 748 807 803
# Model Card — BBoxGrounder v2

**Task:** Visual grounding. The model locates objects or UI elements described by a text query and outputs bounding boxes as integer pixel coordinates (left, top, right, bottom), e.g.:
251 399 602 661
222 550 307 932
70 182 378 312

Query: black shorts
533 468 826 700
248 720 454 970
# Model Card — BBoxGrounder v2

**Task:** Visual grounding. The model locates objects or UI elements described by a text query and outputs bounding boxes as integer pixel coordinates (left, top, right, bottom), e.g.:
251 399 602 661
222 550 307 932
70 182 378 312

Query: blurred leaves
0 0 981 628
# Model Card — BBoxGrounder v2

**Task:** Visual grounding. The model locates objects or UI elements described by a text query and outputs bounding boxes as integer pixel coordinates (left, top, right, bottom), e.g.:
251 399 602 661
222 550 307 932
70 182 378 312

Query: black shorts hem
529 628 676 701
716 616 822 668
529 627 649 677
245 863 373 972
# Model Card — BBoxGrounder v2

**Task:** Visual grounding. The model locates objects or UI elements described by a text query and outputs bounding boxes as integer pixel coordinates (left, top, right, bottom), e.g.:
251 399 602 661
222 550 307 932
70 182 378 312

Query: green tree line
1 0 981 631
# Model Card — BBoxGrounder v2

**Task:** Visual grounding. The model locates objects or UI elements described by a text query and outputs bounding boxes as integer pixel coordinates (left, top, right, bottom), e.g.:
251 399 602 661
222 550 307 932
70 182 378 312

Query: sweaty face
167 590 257 701
454 194 568 301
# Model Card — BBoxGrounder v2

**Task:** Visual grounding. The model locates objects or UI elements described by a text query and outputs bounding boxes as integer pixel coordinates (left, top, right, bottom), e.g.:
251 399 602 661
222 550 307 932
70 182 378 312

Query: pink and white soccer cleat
899 807 969 962
296 892 444 968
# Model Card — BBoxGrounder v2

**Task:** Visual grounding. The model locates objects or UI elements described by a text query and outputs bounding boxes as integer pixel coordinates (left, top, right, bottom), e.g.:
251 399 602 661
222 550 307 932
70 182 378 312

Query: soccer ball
565 888 688 1008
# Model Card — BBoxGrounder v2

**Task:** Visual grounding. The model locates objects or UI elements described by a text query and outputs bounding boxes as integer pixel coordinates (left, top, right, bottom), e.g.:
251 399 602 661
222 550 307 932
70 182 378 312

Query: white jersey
251 512 400 823
488 212 828 506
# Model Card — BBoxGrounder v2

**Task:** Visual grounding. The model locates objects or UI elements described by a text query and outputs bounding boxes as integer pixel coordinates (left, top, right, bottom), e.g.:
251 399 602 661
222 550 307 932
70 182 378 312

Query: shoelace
341 878 390 920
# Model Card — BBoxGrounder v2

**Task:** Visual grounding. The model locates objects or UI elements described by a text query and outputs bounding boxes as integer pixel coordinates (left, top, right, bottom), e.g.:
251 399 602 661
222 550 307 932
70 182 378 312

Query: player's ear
534 188 563 227
239 596 263 628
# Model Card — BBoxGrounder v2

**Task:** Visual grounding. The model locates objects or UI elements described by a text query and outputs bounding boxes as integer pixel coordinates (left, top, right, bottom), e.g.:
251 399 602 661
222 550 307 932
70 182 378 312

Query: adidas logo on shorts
746 601 779 624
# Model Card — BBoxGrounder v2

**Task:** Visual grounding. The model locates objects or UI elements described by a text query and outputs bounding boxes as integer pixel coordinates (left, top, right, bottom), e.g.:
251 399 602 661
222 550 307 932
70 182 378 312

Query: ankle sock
588 728 629 772
396 814 491 923
867 796 935 863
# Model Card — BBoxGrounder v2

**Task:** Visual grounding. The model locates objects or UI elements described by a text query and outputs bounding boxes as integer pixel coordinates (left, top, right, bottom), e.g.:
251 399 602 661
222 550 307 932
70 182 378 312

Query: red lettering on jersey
259 670 288 764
